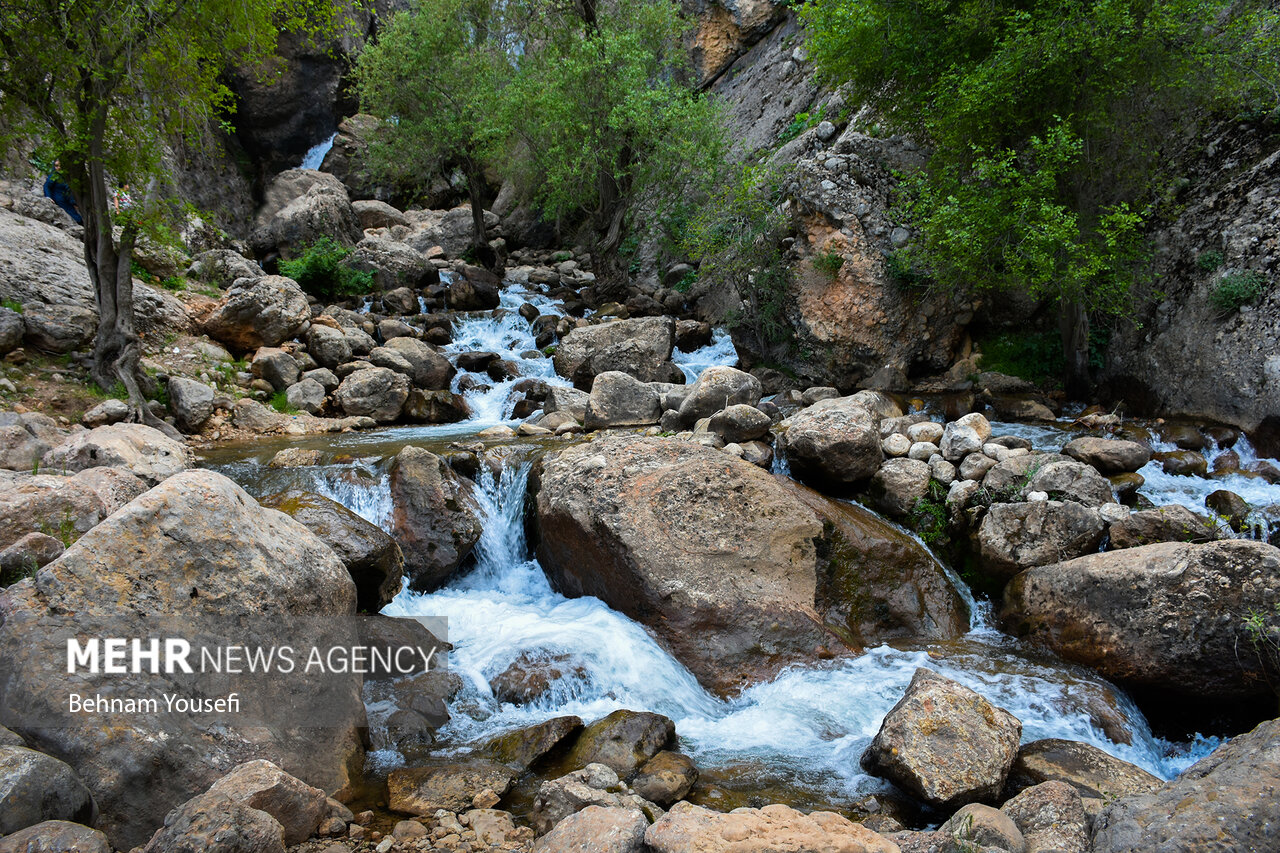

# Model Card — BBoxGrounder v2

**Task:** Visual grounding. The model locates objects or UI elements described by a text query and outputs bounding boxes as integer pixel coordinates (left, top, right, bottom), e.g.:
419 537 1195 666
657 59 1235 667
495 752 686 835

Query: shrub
279 237 375 299
1196 250 1225 271
1209 271 1270 314
269 390 298 414
813 251 844 279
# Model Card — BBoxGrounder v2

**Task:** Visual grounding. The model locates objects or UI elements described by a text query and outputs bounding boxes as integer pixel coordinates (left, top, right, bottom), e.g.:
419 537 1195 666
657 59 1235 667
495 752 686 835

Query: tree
355 0 725 289
0 0 355 431
802 0 1280 395
354 0 513 266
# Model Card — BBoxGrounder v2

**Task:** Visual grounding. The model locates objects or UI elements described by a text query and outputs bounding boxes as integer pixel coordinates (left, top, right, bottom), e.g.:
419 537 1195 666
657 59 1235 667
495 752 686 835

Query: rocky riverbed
1 167 1279 853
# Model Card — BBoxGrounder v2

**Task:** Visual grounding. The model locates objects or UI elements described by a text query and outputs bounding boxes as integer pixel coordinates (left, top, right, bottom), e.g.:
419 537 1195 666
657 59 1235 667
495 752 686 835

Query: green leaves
803 0 1278 383
356 0 724 250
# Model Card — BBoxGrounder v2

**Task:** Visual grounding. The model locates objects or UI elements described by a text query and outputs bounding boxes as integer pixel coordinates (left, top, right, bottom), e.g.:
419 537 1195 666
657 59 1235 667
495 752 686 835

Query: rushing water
299 132 338 170
371 454 1218 805
199 278 1248 807
990 419 1280 530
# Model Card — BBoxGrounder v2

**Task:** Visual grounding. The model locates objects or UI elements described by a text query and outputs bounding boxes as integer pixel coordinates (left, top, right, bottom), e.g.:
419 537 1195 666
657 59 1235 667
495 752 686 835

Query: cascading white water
382 450 1219 805
991 419 1280 531
205 459 394 531
443 287 572 426
674 328 740 382
299 132 337 170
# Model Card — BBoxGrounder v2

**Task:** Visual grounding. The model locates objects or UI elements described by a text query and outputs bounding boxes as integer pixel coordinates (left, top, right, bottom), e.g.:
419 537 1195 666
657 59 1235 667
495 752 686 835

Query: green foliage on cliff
355 0 511 250
802 0 1280 391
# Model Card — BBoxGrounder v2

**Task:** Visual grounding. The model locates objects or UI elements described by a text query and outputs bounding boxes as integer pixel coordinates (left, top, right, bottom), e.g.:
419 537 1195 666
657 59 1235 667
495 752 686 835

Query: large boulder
187 249 264 289
168 377 215 433
0 471 108 552
382 337 454 390
562 711 674 780
1106 504 1219 549
1062 437 1152 474
999 781 1088 853
1002 540 1280 700
19 304 96 354
0 412 63 472
349 233 435 292
0 471 365 848
869 458 931 519
249 180 362 259
303 323 352 370
861 668 1022 809
202 276 310 353
675 367 762 425
259 490 403 611
387 761 518 816
0 746 96 834
1003 739 1161 820
1021 458 1115 508
534 436 965 694
204 760 328 846
778 396 885 488
584 372 662 430
553 317 677 389
334 366 410 422
249 348 299 392
543 386 590 423
646 801 897 853
0 820 111 853
1091 719 1280 853
41 423 192 485
447 267 502 311
139 791 284 853
975 500 1107 581
0 308 21 356
534 805 647 853
387 446 483 591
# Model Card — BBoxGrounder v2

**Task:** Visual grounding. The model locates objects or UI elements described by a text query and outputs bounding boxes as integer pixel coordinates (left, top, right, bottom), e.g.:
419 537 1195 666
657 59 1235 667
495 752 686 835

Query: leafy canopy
354 0 513 192
355 0 727 257
0 0 354 202
801 0 1280 318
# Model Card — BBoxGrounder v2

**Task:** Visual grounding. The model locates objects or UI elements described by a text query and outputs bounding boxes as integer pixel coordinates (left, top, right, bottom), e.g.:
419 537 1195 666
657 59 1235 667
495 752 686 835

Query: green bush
977 332 1066 387
1196 250 1225 271
1210 271 1270 314
269 390 298 414
813 251 844 279
279 237 374 299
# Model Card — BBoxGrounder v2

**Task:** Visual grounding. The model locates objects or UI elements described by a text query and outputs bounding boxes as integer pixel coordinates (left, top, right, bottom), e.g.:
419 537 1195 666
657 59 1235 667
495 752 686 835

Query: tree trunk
464 158 496 269
1058 299 1092 400
74 117 181 439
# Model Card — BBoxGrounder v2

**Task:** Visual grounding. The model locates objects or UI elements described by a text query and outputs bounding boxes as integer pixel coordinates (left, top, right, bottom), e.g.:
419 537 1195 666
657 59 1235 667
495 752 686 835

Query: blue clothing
43 176 82 224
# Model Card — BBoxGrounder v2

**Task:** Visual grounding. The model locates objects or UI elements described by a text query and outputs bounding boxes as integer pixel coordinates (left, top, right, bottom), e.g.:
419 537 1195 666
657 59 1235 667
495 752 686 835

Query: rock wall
684 7 968 389
1102 119 1279 448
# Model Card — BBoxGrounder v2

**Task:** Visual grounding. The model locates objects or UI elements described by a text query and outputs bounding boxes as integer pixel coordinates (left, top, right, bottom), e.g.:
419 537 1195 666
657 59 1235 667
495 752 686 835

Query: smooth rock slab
646 801 899 853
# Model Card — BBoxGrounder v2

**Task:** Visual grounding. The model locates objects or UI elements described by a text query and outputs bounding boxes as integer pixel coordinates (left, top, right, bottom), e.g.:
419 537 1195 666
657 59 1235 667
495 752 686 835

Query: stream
201 275 1280 814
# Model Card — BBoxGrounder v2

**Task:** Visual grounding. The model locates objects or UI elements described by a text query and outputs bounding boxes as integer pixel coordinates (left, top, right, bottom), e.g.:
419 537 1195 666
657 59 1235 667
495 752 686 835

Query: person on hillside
42 160 82 224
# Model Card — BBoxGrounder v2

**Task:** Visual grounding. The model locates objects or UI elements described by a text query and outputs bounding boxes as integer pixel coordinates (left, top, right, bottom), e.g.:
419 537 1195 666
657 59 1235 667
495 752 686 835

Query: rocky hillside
1102 118 1280 452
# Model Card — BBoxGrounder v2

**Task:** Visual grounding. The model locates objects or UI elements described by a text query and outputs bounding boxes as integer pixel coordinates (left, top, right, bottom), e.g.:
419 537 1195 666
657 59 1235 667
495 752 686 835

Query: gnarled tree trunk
1059 299 1092 401
70 111 181 439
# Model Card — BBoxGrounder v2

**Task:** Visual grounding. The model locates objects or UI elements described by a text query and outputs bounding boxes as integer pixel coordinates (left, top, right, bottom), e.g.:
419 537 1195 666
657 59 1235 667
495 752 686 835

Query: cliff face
1102 119 1280 449
683 5 969 390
